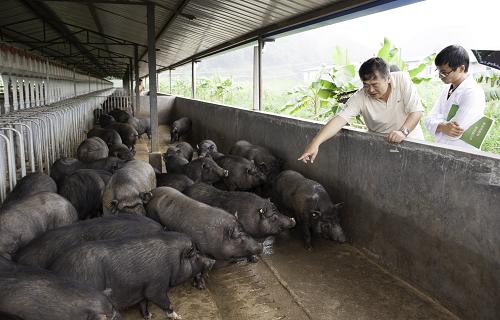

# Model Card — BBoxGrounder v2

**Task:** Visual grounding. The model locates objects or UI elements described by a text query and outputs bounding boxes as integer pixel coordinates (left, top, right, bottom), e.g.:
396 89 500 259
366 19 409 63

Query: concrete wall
170 96 500 320
136 96 175 124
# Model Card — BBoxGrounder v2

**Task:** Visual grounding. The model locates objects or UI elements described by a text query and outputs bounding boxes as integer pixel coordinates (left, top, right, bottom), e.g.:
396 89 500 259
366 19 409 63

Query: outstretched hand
298 144 319 164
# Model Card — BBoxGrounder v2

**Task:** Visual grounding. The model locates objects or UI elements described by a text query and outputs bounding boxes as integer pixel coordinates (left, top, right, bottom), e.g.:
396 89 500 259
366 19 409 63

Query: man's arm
387 111 422 143
298 115 348 163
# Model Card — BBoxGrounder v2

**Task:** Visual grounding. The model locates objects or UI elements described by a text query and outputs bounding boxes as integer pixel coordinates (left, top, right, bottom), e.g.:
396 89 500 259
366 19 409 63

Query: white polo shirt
338 71 425 140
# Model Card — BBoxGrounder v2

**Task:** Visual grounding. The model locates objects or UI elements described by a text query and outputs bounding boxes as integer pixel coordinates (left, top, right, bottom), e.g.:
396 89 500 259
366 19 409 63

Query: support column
191 60 196 99
134 45 140 115
11 76 18 111
253 39 263 111
147 3 159 158
73 68 76 97
24 78 30 108
169 69 172 94
2 74 10 114
128 61 133 113
19 78 25 110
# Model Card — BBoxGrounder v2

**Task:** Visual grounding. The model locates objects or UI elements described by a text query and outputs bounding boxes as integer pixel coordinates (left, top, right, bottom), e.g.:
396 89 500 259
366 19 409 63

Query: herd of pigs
0 106 346 320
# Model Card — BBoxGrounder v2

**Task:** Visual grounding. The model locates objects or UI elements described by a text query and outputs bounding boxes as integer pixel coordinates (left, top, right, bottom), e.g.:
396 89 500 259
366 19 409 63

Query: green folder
447 104 494 149
446 104 459 121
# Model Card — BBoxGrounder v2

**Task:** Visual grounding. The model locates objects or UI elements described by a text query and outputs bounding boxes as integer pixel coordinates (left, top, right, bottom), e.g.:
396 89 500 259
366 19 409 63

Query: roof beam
20 0 107 76
61 21 147 47
88 3 111 55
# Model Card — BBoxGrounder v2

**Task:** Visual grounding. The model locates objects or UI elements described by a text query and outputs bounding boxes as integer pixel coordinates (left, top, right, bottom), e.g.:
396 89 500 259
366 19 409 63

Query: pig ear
196 144 199 150
333 202 344 209
140 192 153 204
234 211 238 220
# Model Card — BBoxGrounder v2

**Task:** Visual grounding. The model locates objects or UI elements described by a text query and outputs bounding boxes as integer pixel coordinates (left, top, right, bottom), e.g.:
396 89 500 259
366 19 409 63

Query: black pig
88 127 122 147
0 192 78 259
229 140 283 181
147 187 262 261
174 142 194 161
50 156 125 187
184 183 296 239
49 232 213 320
76 137 109 163
106 123 139 150
15 214 163 269
197 139 222 158
215 155 266 191
163 148 189 174
0 257 121 320
128 116 151 139
99 114 116 127
156 173 194 192
58 169 107 219
109 143 135 161
1 172 57 208
170 117 191 142
183 156 228 184
102 160 156 215
273 170 346 250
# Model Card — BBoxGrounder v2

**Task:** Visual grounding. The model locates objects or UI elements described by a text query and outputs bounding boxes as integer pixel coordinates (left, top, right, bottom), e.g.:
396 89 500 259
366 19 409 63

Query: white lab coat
424 74 486 150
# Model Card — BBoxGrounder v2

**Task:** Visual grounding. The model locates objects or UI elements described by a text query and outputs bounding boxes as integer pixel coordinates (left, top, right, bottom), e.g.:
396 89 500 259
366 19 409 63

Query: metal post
147 3 159 153
191 60 196 99
128 58 135 115
73 68 76 97
253 39 263 111
134 44 140 114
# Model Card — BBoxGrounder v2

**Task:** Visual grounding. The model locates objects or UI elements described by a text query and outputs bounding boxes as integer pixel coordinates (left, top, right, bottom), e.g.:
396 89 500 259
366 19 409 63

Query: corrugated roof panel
1 0 379 78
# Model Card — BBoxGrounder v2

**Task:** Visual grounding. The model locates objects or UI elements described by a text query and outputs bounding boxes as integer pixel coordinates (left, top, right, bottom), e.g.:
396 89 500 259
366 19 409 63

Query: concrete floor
123 127 460 320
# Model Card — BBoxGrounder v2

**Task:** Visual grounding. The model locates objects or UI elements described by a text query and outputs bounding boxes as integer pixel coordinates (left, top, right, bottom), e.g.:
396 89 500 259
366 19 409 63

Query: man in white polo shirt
299 57 424 164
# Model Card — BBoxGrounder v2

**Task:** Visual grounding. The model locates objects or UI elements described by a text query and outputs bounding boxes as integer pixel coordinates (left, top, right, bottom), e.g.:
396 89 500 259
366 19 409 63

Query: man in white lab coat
424 45 486 150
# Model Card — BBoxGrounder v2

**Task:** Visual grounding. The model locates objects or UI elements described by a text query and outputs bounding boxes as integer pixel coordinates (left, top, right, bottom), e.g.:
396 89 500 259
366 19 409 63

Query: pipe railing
0 88 114 203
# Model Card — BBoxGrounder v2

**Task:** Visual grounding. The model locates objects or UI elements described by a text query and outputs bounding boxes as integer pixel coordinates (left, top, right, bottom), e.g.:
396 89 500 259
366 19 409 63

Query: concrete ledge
171 96 500 320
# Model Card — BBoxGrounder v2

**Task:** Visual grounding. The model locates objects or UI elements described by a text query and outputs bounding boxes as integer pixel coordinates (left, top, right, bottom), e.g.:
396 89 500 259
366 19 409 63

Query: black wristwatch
400 127 409 137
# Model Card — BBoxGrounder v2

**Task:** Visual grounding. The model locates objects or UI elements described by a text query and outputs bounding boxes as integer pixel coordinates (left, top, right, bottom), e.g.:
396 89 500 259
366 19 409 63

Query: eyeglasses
436 68 456 78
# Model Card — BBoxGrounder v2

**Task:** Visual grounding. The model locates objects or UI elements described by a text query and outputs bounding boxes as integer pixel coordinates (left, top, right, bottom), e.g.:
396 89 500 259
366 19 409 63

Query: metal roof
0 0 385 79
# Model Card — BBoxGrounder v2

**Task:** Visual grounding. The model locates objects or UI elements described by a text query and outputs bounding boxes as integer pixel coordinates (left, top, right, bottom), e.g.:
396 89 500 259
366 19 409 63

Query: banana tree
377 37 435 84
475 72 500 101
282 46 359 120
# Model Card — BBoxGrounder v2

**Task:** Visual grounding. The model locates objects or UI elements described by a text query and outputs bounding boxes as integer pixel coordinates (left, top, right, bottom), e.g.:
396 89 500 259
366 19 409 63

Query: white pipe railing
0 89 114 202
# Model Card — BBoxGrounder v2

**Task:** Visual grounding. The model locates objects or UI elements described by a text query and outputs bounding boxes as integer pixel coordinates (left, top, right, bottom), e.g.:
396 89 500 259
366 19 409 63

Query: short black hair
359 57 390 81
435 45 469 72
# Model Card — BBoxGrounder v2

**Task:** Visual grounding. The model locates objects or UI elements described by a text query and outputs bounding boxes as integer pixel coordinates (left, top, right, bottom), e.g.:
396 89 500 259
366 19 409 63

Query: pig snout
249 241 263 256
201 255 216 271
277 217 296 233
331 224 346 243
321 223 346 243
